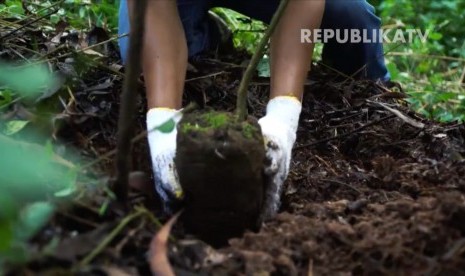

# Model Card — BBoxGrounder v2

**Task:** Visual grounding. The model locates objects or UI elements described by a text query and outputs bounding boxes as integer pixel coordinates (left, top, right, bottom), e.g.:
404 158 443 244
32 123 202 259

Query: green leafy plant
0 0 25 18
212 8 267 54
376 0 465 122
0 0 119 30
0 134 79 267
58 0 119 30
0 61 79 268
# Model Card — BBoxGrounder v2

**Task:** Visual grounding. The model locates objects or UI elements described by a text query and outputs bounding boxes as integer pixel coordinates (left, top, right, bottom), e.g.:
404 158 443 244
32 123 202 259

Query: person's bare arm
270 0 325 100
259 1 325 217
127 0 187 109
126 0 187 212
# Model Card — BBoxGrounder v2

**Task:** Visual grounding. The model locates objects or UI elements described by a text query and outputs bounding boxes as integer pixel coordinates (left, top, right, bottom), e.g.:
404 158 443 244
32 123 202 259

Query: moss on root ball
175 111 266 247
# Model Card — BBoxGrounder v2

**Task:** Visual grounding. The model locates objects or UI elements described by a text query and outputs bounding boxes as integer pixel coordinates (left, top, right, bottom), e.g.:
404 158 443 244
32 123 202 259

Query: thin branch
185 71 226 82
295 114 396 149
77 209 145 268
321 178 362 194
368 100 425 129
235 0 289 121
21 33 128 68
0 8 61 40
82 103 196 170
114 0 148 202
386 52 465 63
15 0 65 24
460 64 465 85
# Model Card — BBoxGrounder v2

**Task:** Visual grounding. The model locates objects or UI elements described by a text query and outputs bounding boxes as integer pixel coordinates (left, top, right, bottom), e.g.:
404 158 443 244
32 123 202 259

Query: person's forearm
127 0 187 109
270 0 325 100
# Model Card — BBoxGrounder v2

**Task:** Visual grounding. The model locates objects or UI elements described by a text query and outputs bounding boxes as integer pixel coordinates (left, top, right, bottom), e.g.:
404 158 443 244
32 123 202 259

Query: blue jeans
118 0 390 80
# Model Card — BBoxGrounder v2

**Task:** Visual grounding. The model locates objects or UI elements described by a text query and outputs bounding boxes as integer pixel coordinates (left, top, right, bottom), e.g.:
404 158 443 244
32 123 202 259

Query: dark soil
2 20 465 276
175 111 265 247
166 62 465 276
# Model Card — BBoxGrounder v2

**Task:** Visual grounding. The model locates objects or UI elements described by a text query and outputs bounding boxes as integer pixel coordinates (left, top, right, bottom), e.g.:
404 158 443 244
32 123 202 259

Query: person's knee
324 0 381 29
117 0 210 63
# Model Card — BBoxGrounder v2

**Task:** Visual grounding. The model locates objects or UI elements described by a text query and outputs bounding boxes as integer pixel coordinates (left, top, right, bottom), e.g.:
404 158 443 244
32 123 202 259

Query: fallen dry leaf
149 212 182 276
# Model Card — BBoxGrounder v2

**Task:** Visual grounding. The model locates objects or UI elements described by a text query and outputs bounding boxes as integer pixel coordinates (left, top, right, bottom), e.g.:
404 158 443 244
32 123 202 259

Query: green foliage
2 1 462 121
211 9 274 81
58 0 119 30
212 8 267 54
0 0 119 31
0 61 79 267
0 134 79 266
2 120 29 135
0 0 25 18
0 63 60 100
376 0 465 122
0 90 14 108
0 62 61 138
215 2 465 122
375 0 465 58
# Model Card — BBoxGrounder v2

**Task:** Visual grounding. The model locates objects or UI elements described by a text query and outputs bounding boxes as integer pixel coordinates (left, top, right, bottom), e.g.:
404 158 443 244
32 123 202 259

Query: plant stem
235 0 289 121
82 103 196 170
114 0 148 202
77 209 145 268
0 2 64 40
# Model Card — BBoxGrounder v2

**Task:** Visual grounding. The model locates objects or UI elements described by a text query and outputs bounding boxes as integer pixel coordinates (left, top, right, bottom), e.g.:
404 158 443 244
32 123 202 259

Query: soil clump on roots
175 111 265 247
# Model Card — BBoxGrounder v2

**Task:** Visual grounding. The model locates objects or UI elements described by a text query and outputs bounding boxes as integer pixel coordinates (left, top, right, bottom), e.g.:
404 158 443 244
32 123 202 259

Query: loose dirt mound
164 63 465 275
2 21 465 275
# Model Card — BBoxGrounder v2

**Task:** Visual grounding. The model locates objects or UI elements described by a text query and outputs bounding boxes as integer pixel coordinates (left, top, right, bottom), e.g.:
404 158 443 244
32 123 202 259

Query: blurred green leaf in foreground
0 61 77 268
0 134 78 267
0 62 62 102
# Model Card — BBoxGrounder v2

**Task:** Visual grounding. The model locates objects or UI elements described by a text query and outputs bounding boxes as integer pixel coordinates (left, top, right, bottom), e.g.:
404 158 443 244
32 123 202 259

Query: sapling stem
114 0 148 202
235 0 289 122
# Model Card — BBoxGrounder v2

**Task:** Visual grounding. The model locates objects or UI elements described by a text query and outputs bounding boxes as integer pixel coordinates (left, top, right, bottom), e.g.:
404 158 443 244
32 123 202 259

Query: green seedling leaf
54 186 77 198
3 120 29 136
54 169 78 197
99 199 110 216
156 119 176 133
15 202 54 241
0 90 13 107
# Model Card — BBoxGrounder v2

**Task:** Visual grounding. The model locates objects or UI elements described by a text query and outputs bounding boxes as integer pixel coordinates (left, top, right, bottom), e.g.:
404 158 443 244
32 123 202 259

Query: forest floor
3 24 465 276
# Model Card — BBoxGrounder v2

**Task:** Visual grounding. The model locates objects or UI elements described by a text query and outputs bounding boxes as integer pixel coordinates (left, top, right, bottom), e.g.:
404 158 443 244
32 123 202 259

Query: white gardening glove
258 96 302 219
147 108 183 213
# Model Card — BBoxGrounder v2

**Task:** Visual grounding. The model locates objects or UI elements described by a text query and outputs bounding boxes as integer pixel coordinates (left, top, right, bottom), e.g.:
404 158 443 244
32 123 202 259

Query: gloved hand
258 96 302 219
146 108 183 213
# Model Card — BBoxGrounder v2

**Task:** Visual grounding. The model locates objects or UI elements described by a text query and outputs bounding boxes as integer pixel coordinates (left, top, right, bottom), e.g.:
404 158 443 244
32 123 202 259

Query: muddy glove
147 108 183 212
258 96 302 219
